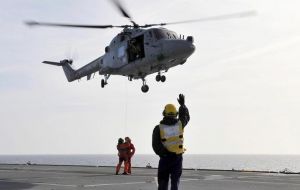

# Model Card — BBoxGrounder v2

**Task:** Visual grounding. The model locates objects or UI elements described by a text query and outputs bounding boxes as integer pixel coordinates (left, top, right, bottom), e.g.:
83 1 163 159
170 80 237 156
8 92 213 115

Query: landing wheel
155 74 161 82
141 85 149 93
160 75 166 82
101 75 110 88
101 79 105 88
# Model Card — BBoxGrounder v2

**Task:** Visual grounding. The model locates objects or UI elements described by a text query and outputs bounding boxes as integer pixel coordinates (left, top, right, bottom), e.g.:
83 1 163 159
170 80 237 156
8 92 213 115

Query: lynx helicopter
26 0 255 93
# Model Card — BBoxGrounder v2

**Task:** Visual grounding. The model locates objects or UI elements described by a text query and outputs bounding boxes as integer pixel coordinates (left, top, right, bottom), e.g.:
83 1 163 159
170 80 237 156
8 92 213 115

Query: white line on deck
218 179 300 186
181 178 201 182
32 182 77 187
84 181 147 187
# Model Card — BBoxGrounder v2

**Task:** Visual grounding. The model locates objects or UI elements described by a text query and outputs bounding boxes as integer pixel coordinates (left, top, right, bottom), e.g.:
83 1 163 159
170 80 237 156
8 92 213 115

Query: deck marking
217 179 300 186
0 176 71 181
181 178 201 182
84 181 147 187
238 175 300 182
204 175 225 180
0 169 99 176
32 182 77 187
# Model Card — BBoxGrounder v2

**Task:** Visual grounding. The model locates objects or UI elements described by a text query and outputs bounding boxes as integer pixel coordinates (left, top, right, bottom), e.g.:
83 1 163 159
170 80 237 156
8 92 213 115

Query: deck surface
0 164 300 190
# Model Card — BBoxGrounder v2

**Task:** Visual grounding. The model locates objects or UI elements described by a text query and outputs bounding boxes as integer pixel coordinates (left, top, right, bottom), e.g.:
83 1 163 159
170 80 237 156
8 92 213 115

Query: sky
1 0 300 155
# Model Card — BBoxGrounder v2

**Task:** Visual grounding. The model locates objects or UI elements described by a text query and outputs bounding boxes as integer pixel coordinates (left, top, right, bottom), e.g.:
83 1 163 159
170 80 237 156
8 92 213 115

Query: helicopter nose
162 39 195 59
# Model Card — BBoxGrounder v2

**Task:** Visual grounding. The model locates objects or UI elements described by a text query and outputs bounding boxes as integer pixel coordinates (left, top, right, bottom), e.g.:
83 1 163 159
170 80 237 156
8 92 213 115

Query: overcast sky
1 0 300 155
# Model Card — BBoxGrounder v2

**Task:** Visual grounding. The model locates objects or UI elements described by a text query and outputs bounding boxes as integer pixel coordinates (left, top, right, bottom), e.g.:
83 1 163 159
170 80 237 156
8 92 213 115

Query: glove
177 94 185 106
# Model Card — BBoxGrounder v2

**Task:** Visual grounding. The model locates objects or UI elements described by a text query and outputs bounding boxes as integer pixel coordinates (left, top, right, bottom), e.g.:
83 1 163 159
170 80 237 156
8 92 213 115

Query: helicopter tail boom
43 59 77 82
61 63 76 82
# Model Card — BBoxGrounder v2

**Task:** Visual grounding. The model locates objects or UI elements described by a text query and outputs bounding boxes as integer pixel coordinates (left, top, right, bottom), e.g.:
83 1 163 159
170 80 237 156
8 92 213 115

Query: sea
1 154 300 173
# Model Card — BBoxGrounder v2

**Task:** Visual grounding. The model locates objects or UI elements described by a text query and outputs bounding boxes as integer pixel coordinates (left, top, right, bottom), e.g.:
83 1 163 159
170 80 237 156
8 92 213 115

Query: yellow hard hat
163 104 178 117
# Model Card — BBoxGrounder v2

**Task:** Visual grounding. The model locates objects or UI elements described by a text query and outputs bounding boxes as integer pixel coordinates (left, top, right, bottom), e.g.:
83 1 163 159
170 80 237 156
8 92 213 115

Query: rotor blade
25 21 125 29
141 10 257 28
111 0 131 19
111 0 138 27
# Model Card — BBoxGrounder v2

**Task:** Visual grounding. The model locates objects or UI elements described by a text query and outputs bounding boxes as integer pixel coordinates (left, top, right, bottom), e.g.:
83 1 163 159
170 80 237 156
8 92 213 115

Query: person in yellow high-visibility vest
152 94 190 190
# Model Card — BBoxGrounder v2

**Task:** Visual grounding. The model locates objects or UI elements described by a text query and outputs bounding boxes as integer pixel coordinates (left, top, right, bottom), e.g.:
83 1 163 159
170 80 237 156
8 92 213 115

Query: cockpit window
152 29 178 40
168 32 178 39
153 29 168 40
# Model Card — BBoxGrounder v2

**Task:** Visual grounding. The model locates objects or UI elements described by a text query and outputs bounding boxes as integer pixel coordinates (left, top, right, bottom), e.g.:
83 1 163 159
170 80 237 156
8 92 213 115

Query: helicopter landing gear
141 85 149 93
155 73 166 82
155 74 161 82
101 74 110 88
141 78 149 93
101 79 105 88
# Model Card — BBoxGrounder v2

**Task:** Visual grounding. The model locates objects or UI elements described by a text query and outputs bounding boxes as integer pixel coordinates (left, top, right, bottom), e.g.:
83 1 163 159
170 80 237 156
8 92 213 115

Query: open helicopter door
127 35 145 62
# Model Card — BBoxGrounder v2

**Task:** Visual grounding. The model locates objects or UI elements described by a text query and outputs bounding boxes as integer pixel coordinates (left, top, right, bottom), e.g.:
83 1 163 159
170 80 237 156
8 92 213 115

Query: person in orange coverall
116 138 130 175
125 137 135 174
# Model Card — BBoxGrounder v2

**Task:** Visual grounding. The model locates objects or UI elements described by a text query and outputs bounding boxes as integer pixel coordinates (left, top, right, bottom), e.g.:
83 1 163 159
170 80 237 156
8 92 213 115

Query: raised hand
177 94 185 106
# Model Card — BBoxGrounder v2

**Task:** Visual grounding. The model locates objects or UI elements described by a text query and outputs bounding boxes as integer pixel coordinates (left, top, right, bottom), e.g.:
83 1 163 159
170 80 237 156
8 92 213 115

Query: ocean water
0 154 300 173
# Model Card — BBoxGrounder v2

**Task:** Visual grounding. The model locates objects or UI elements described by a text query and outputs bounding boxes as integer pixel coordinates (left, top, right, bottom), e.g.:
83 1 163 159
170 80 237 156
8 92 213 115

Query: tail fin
43 59 77 82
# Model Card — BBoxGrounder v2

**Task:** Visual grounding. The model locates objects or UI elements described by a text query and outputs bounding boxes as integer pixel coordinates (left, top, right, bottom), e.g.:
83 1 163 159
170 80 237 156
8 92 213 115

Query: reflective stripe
159 121 184 154
160 123 180 138
163 139 183 146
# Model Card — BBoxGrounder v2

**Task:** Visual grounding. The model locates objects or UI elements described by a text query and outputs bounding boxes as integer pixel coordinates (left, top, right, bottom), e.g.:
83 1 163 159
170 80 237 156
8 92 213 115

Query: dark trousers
158 154 182 190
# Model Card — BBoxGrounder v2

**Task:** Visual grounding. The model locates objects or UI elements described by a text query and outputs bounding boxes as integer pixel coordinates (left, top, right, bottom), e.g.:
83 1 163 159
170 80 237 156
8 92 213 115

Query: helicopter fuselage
100 27 195 79
43 27 195 92
32 0 254 92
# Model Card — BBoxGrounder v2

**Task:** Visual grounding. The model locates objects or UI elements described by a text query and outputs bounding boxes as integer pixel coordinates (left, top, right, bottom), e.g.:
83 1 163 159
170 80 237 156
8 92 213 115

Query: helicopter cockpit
150 28 179 40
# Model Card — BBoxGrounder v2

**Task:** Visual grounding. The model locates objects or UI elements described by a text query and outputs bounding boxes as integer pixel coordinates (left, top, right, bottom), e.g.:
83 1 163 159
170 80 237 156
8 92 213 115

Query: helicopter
26 0 255 93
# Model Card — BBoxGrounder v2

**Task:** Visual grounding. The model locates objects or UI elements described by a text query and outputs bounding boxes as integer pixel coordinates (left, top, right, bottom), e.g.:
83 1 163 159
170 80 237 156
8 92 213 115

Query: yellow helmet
163 104 178 117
